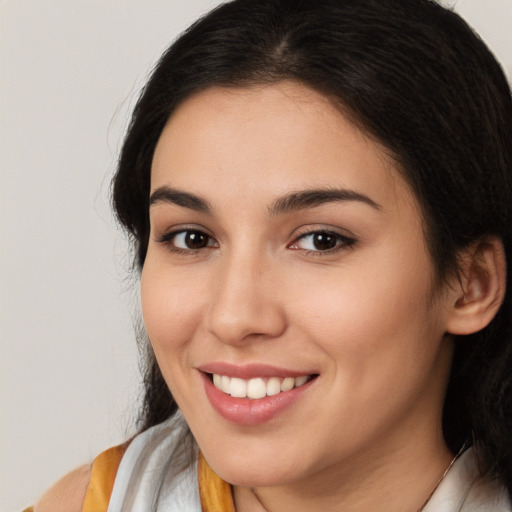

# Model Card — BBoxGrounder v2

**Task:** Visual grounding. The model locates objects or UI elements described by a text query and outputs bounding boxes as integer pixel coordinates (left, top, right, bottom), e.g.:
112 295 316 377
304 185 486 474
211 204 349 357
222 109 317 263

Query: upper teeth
212 374 310 399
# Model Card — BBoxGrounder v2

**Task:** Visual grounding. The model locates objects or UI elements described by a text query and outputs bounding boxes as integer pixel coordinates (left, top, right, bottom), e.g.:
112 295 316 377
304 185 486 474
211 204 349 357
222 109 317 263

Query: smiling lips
200 365 317 425
212 374 311 399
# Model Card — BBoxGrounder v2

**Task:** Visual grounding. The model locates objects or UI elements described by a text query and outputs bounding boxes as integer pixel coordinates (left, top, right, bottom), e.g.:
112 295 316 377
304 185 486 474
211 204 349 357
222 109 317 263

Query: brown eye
158 229 218 251
183 231 209 249
311 233 337 251
291 230 356 253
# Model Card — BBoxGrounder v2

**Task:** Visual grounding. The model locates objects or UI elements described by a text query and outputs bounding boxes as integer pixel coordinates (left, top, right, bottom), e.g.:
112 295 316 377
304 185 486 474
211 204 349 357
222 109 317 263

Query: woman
33 0 512 510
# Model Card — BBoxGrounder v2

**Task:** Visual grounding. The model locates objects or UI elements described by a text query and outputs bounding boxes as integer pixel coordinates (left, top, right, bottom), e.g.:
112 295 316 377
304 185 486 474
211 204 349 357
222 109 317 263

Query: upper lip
197 362 317 380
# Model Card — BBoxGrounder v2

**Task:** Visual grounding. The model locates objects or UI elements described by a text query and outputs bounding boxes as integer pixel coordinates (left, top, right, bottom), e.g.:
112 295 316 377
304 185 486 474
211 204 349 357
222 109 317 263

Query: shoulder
34 464 91 512
33 442 129 512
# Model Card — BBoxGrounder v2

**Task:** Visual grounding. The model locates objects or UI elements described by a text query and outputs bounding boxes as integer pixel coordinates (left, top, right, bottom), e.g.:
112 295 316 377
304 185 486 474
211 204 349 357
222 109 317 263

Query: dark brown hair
113 0 512 492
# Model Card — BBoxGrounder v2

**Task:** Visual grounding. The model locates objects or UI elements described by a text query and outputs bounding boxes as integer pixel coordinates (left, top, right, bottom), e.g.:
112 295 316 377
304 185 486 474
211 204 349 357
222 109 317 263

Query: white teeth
247 378 267 399
229 377 247 398
266 377 282 396
281 377 295 392
221 375 230 393
212 373 311 399
295 375 308 387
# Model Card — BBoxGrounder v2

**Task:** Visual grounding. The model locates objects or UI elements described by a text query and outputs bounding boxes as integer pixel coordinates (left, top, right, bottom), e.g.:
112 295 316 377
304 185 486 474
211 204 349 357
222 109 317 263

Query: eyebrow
149 186 212 213
149 186 381 215
268 188 381 215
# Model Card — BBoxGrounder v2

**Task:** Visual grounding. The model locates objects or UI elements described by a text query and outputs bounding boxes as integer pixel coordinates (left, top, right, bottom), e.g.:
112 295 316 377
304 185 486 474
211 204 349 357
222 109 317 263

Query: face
141 82 455 489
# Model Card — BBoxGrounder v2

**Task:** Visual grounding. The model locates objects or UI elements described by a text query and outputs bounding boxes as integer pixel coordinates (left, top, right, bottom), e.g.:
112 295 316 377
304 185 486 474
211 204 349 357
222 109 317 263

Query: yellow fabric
81 443 236 512
81 442 128 512
23 444 235 512
20 444 126 512
198 451 236 512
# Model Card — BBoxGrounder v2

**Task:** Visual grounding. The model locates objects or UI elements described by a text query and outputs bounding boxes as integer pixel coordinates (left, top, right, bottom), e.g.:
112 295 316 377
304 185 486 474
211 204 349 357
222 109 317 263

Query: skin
34 464 90 512
142 81 461 512
34 80 506 511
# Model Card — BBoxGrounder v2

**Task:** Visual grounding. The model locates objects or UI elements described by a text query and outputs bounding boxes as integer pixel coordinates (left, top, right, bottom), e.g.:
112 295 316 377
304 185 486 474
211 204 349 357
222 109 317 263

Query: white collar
108 415 511 512
424 448 511 512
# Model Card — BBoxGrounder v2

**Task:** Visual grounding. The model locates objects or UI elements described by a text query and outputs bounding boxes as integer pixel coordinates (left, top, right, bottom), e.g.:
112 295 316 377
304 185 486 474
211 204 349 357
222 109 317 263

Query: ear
446 236 506 335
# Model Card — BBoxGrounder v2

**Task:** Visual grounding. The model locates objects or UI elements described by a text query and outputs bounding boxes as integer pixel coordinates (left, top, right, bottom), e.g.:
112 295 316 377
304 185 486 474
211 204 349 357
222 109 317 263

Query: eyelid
155 225 219 252
290 224 355 241
288 227 356 253
155 223 212 241
153 223 355 255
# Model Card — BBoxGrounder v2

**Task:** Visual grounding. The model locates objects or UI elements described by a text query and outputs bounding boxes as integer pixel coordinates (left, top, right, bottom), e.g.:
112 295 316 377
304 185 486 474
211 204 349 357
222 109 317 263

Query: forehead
151 82 414 215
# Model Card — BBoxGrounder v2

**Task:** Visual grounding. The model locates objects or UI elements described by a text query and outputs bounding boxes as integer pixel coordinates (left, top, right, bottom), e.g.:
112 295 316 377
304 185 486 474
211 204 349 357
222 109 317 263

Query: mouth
198 364 319 425
210 373 314 399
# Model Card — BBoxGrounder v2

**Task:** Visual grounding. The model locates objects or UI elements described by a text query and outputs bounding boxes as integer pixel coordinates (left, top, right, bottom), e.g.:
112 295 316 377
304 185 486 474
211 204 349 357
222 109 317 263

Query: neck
233 428 453 512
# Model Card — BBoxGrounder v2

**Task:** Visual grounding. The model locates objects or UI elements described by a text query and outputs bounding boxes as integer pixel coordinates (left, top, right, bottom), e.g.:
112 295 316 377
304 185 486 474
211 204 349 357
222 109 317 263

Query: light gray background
1 1 511 510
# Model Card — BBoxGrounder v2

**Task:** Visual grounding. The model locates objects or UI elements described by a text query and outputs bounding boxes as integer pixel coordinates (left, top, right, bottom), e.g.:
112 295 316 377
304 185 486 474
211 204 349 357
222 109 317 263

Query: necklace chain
247 445 466 512
417 444 466 512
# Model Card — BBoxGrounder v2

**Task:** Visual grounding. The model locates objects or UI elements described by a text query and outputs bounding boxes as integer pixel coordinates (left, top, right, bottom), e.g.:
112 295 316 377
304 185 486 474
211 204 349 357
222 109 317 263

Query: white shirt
107 413 511 512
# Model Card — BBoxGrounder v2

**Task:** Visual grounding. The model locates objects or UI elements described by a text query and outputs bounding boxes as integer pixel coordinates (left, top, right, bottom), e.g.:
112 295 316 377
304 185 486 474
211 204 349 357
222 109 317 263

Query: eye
289 230 355 253
158 229 218 252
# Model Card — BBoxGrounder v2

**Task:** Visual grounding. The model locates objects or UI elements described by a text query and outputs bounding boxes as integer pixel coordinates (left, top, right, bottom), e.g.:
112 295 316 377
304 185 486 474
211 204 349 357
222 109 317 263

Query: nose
205 250 287 345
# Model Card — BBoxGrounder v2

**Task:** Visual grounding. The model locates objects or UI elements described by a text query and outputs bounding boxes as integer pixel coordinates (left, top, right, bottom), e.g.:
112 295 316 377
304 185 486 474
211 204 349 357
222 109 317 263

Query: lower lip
201 373 315 426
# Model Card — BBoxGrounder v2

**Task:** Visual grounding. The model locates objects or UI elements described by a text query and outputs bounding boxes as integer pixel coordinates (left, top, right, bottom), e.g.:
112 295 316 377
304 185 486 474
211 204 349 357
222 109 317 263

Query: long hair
112 0 512 492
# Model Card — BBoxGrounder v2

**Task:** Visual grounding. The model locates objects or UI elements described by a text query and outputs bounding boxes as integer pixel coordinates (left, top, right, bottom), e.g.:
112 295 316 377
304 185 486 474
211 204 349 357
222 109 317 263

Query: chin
204 448 310 488
221 468 297 488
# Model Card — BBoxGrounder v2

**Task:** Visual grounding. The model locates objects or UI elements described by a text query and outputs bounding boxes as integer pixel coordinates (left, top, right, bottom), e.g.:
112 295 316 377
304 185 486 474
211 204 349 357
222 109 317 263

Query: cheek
140 260 203 356
288 256 448 444
291 247 441 368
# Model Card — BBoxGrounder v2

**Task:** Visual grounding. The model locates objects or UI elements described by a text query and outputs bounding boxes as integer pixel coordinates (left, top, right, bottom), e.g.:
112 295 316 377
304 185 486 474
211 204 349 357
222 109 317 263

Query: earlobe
446 237 506 336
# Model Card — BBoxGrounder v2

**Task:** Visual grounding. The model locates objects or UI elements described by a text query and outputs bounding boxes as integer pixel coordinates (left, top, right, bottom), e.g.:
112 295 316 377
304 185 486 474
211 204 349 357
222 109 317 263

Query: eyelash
156 228 218 255
290 230 356 256
156 228 356 256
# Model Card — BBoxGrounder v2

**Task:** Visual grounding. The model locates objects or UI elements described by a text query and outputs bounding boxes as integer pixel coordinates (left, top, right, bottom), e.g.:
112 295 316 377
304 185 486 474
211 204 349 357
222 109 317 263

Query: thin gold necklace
417 444 466 512
248 445 466 512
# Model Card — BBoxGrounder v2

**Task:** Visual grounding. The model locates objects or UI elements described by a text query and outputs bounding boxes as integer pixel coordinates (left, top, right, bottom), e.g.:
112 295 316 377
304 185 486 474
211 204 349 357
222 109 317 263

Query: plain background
1 1 511 510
